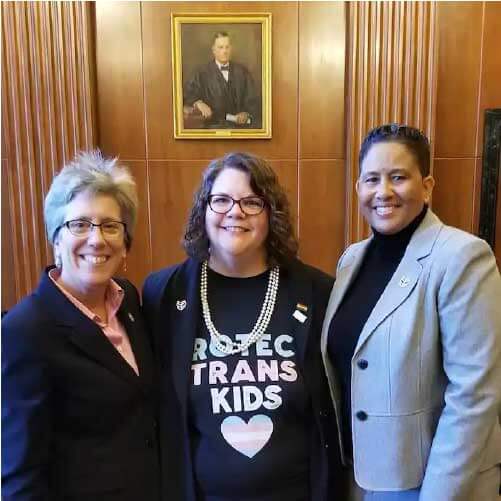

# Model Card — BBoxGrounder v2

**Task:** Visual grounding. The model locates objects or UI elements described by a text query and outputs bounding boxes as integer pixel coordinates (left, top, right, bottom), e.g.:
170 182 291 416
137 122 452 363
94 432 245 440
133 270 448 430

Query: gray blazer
321 210 501 500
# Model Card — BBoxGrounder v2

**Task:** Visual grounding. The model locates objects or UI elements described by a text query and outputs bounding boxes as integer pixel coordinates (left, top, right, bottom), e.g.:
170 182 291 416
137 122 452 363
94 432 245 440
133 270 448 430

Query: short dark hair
212 31 230 44
359 123 431 176
183 152 298 267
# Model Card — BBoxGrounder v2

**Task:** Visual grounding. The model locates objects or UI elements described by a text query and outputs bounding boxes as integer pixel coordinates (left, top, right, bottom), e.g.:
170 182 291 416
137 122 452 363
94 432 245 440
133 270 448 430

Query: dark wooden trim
479 109 501 249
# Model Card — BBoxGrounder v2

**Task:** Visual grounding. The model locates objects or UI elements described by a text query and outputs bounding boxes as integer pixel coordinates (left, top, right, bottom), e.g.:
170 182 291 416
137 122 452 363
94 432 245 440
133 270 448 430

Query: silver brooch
398 276 411 288
176 299 187 311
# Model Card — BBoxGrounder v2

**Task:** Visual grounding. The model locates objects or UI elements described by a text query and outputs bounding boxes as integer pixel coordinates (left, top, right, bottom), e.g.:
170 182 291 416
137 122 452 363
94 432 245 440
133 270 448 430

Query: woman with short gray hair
44 150 138 250
2 150 161 500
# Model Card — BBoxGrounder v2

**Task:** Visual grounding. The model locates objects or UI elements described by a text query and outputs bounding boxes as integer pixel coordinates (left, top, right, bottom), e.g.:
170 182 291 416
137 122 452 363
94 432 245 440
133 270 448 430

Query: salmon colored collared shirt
49 268 139 375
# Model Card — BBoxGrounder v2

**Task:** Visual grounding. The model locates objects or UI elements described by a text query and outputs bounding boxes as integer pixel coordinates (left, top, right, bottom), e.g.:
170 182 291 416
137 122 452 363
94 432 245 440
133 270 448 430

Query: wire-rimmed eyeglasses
58 219 126 238
208 194 266 216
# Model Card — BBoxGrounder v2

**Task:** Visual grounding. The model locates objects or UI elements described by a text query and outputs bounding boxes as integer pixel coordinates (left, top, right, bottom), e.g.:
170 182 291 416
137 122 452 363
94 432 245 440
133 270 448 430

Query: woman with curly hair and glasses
143 152 344 501
321 124 501 500
2 151 161 500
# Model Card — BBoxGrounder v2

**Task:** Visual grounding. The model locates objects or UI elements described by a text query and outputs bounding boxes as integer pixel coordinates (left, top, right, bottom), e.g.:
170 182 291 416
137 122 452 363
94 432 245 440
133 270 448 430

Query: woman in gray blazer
322 124 501 500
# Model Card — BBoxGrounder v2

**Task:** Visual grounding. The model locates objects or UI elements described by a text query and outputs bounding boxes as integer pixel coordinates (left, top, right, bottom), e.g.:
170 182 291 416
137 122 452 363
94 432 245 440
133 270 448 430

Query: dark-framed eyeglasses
59 219 126 238
208 194 267 216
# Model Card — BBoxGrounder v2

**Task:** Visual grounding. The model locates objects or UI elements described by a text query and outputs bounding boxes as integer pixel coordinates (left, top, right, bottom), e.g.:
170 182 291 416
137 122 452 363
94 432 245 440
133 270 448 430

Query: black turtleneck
327 206 428 459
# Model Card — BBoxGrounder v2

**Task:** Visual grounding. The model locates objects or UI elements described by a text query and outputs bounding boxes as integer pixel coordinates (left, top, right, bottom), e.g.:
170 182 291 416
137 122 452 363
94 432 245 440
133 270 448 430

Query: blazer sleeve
420 237 501 500
1 305 52 501
183 65 206 106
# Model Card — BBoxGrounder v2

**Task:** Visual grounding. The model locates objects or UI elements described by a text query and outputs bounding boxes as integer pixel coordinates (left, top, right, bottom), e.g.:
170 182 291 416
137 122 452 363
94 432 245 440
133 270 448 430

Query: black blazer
1 269 161 501
143 258 344 501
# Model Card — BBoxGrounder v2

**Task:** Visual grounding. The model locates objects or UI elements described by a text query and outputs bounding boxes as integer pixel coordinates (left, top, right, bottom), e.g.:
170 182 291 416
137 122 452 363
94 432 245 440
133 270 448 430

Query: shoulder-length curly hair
183 152 298 267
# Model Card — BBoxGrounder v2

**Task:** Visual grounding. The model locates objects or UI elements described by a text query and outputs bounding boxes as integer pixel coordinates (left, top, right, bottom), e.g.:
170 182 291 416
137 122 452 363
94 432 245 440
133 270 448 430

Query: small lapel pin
176 299 187 311
128 312 135 322
296 303 308 313
293 309 307 323
398 276 411 288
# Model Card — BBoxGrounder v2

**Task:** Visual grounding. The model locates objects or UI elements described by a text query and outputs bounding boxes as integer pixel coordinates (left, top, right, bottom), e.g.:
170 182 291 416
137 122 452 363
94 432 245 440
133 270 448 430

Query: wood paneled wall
345 2 437 242
1 1 96 309
433 2 501 238
95 1 347 290
2 1 500 309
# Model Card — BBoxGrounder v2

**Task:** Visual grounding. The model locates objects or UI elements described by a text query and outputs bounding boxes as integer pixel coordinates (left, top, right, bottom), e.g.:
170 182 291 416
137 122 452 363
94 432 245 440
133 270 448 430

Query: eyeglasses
208 194 266 216
59 219 126 238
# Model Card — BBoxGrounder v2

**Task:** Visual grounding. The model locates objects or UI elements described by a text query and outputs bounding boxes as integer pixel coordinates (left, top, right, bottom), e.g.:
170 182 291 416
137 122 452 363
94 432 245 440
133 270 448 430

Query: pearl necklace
200 260 280 355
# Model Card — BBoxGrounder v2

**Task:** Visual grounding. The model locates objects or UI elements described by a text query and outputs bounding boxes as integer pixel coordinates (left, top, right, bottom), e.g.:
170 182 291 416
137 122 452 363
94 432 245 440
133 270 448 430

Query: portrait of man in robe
183 29 261 129
172 15 271 138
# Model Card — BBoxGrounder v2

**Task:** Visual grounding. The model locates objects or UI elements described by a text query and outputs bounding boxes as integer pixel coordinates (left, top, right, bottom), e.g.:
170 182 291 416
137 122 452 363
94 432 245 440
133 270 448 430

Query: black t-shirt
189 267 311 501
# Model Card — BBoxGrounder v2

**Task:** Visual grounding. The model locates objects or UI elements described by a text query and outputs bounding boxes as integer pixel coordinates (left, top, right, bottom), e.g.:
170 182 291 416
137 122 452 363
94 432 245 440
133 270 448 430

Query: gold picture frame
171 13 272 139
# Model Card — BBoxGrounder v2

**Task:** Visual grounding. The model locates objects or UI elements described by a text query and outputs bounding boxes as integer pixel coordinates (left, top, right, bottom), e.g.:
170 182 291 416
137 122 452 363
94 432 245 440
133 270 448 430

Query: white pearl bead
200 261 279 355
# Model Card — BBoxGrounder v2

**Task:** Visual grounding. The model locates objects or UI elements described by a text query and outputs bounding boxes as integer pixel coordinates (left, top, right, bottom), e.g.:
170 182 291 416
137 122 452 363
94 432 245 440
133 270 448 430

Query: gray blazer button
356 410 368 421
357 359 369 369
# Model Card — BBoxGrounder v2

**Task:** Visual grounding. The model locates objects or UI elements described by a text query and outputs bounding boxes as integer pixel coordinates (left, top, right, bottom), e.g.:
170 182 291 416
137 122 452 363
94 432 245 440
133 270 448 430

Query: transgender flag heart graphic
220 415 274 458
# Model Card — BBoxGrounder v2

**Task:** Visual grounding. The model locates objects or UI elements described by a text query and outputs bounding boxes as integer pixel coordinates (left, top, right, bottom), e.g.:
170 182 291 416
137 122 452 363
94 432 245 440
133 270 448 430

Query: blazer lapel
67 318 142 386
168 259 201 421
37 270 143 387
117 301 154 388
285 262 314 366
354 210 444 355
353 256 422 355
320 243 368 356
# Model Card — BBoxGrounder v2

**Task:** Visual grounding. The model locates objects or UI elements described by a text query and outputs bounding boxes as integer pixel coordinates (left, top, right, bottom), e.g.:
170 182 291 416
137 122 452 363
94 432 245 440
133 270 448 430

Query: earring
55 255 62 268
123 257 127 273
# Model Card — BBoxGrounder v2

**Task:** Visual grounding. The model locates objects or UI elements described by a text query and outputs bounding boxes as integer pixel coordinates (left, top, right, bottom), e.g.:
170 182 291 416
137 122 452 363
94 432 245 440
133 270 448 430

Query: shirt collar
216 60 229 70
48 268 124 325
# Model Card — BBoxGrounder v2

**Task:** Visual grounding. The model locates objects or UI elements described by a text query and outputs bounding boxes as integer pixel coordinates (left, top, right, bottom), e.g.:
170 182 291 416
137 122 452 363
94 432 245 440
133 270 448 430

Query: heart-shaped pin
176 299 187 311
220 414 273 458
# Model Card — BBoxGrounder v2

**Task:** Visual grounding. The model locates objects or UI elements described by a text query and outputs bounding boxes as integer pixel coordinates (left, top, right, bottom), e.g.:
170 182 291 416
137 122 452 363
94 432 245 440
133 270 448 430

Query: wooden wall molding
345 1 438 243
1 1 96 308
